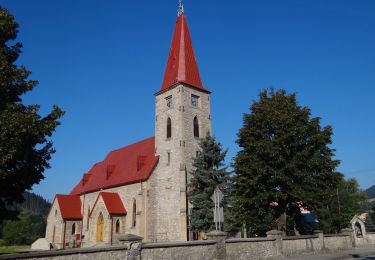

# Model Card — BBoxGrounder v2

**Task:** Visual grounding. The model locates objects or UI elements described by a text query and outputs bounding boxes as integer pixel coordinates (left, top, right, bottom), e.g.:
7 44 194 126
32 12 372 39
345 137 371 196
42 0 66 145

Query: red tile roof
70 137 158 195
55 195 82 220
160 13 208 93
91 192 127 216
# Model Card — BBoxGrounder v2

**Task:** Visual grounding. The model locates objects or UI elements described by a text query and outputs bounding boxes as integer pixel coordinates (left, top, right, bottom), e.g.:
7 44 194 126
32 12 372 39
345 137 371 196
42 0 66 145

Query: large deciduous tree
188 134 229 233
233 89 340 236
0 7 64 222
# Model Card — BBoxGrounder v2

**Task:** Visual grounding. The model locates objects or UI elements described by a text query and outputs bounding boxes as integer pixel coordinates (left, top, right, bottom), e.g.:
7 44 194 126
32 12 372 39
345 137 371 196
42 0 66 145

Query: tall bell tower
148 2 212 241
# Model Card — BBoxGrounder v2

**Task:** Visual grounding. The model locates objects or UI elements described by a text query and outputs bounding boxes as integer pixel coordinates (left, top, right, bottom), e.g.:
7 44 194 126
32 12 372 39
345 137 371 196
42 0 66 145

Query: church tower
148 3 212 241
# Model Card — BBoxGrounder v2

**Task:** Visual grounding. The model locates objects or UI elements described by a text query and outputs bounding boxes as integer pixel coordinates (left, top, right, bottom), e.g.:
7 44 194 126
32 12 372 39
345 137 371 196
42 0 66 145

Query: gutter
110 216 113 245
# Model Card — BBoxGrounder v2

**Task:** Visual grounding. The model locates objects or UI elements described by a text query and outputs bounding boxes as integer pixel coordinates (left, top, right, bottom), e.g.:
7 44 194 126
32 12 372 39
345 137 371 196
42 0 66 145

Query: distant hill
17 192 51 216
366 185 375 199
0 192 50 242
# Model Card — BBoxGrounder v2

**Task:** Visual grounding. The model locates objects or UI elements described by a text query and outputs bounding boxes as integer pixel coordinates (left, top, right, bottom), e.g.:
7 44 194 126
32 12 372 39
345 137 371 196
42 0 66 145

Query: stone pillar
206 230 227 260
341 228 355 248
118 234 143 260
313 230 324 251
266 230 283 257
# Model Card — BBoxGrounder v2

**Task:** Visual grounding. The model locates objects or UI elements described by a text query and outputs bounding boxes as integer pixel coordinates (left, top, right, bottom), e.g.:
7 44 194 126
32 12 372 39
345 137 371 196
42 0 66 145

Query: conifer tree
0 7 64 222
233 89 340 236
188 134 229 232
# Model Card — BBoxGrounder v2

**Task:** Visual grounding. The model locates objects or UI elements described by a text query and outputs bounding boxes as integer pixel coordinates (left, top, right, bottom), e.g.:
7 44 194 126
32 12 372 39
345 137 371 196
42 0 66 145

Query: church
45 3 213 249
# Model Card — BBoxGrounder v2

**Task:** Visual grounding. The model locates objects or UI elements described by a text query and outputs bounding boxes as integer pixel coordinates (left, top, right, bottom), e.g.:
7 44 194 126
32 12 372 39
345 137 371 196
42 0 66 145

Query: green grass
0 245 30 255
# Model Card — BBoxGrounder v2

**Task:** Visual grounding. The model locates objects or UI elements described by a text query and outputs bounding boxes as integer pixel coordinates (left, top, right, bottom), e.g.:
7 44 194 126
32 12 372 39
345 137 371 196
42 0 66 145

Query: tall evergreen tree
188 134 229 232
0 7 64 222
233 89 340 236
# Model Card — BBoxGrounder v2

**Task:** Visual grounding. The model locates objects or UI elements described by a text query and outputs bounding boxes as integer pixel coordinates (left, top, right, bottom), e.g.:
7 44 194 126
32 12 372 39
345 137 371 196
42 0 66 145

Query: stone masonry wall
226 238 277 260
141 241 217 260
151 84 211 242
63 220 82 248
3 232 374 260
324 234 353 252
45 200 64 249
282 235 321 257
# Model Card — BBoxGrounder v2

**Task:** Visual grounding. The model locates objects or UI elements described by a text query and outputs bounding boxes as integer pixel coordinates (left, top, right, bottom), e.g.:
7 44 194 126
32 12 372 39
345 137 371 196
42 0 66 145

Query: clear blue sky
2 0 375 201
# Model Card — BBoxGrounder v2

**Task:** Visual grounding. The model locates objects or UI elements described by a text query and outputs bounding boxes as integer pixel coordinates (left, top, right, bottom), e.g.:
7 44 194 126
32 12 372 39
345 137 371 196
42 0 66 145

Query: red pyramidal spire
160 5 207 92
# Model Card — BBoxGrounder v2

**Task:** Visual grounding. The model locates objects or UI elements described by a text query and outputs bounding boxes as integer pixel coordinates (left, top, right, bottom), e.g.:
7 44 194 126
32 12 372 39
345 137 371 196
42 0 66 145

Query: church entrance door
97 213 104 242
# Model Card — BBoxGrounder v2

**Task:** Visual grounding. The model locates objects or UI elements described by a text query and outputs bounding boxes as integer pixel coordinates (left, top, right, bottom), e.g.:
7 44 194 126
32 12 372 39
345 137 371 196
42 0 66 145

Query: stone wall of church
45 200 64 249
150 84 212 242
80 182 146 246
64 221 82 248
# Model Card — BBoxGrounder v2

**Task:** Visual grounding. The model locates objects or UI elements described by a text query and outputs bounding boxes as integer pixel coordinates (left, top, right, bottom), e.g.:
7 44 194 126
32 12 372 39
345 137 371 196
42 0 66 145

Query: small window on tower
167 117 172 139
167 152 171 165
132 199 137 227
166 96 173 108
194 116 199 137
191 94 199 107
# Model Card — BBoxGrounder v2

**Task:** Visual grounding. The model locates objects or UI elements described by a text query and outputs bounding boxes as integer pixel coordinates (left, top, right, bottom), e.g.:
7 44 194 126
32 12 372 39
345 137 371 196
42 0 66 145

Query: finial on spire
178 0 184 16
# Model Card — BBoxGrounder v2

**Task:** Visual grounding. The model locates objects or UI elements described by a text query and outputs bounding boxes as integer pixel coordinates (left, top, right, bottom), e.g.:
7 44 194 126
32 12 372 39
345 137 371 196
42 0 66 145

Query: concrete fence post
266 230 283 257
118 234 143 260
206 230 227 260
313 230 324 252
341 228 355 248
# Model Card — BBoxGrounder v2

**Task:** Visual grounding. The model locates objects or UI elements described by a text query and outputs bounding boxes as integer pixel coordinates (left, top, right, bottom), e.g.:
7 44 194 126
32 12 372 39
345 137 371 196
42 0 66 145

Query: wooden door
96 213 104 242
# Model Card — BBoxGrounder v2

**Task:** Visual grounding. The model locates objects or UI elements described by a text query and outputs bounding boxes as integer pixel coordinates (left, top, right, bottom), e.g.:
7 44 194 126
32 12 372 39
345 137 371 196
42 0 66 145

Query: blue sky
2 0 375 201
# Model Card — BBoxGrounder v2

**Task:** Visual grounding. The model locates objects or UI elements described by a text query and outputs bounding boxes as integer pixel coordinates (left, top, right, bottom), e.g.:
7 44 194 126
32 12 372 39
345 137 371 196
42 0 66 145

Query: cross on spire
178 0 184 16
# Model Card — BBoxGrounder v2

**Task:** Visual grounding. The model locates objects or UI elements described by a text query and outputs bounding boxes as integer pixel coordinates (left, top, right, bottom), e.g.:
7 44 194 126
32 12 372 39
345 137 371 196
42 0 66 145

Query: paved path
284 245 375 260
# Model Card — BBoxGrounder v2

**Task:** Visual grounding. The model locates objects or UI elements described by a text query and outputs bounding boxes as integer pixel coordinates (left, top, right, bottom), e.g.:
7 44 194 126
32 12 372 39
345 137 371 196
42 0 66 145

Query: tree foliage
2 211 45 245
188 134 229 232
233 89 340 236
0 7 64 222
315 176 367 234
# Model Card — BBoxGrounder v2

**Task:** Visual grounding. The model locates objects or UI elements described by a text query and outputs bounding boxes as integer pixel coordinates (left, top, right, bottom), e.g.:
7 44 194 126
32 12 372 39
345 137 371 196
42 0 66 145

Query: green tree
188 134 229 232
233 89 340 236
315 176 367 233
0 7 64 222
2 211 45 245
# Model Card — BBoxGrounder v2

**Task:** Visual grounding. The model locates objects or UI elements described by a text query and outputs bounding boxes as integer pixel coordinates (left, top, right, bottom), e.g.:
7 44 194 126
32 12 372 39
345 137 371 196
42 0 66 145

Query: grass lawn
0 245 30 255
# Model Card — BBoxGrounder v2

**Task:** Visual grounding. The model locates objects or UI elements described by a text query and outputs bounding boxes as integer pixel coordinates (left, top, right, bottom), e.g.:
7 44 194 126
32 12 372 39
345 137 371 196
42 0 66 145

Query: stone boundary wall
2 230 375 260
323 234 353 252
282 235 321 257
226 237 277 260
141 240 217 260
0 245 128 260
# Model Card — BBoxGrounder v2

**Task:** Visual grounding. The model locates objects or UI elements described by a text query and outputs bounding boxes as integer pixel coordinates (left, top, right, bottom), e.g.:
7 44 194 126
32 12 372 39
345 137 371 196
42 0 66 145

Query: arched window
115 219 120 233
193 116 199 137
132 199 137 227
167 117 172 138
71 223 76 235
